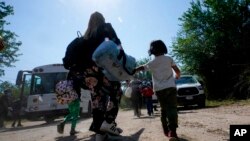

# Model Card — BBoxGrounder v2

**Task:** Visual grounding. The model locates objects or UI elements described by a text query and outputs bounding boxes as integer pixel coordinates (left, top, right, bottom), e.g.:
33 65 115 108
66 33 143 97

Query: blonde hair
84 12 105 39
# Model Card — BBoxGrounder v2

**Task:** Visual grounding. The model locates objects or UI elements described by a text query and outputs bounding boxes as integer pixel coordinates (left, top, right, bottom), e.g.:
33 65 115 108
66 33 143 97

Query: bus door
16 71 32 115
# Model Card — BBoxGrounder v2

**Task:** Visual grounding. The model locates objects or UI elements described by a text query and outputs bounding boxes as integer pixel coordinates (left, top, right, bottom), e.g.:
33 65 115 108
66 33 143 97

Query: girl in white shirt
135 40 181 139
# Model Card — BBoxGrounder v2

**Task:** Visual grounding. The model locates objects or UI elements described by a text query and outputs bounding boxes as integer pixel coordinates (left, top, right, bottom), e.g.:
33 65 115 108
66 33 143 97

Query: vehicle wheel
44 116 55 123
198 100 206 108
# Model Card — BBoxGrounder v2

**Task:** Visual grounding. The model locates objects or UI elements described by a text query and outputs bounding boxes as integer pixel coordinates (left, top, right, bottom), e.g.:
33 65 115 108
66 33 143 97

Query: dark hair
148 40 168 56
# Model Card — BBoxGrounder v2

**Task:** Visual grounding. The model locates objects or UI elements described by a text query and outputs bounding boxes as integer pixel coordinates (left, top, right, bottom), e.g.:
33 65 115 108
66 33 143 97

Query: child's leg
156 90 169 134
165 88 178 131
146 98 151 115
69 99 80 131
148 97 154 114
100 82 122 135
156 88 178 135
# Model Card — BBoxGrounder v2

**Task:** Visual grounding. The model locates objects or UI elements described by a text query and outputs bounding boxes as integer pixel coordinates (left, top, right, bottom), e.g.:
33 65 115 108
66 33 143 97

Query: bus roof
32 64 68 73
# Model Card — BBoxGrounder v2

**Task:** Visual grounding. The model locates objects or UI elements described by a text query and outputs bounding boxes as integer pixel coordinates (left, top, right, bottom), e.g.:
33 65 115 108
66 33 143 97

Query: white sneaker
95 134 106 141
100 121 122 135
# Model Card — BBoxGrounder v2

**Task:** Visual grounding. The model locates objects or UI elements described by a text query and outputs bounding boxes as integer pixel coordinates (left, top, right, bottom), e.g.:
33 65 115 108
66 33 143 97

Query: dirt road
0 103 250 141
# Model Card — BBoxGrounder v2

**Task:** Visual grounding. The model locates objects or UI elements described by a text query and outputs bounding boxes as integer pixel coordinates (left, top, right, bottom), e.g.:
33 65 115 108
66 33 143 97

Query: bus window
31 72 67 94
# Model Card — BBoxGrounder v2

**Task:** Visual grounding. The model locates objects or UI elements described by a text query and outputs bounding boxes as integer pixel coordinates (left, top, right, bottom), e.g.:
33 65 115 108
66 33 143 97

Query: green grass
206 99 250 107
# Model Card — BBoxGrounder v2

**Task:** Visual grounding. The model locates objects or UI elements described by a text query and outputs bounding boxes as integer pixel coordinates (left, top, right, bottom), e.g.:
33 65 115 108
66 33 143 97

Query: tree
0 2 22 78
135 57 152 80
0 80 19 99
172 0 250 99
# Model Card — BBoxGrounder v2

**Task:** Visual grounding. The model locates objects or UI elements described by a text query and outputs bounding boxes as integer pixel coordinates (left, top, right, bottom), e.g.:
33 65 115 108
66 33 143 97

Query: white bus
16 64 92 123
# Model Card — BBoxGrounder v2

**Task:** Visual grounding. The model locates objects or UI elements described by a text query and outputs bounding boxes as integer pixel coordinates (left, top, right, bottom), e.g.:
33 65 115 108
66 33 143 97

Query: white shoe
95 134 106 141
100 121 122 135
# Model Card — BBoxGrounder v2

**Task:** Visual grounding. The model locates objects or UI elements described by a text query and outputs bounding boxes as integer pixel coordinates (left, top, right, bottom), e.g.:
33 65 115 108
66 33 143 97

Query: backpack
140 85 154 97
62 31 95 71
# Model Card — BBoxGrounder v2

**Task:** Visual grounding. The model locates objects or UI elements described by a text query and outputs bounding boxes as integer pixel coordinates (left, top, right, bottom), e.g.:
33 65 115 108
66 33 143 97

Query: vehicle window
176 76 197 85
31 72 67 94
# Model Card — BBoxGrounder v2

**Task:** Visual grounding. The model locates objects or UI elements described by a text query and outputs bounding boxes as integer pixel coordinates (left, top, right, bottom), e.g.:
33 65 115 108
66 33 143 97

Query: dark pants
10 100 22 127
67 68 122 134
0 114 6 128
131 94 142 117
156 87 178 132
145 97 153 116
11 111 22 127
89 81 121 134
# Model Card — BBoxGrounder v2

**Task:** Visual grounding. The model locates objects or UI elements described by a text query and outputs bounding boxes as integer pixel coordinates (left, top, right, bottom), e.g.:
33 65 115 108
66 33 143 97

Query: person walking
56 77 81 136
140 81 154 116
135 40 181 139
10 99 23 127
82 11 124 140
0 90 10 128
59 11 124 141
129 79 143 118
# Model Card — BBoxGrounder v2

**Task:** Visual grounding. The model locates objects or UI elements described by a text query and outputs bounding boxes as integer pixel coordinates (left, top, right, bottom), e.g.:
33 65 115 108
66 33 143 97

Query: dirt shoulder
0 102 250 141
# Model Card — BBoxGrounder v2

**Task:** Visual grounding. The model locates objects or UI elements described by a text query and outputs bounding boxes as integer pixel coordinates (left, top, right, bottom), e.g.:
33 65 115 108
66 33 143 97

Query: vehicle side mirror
199 81 204 86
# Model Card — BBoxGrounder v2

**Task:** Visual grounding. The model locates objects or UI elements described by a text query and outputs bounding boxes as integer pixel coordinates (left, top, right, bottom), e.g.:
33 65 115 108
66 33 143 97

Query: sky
2 0 192 83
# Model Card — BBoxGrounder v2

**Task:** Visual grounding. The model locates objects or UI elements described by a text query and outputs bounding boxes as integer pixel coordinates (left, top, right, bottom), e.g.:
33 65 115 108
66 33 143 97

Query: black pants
67 68 122 134
90 81 121 134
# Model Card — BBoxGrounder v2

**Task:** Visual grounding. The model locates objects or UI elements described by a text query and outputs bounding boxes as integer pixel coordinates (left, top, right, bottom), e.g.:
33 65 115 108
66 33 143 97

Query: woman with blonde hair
58 12 123 139
84 11 124 140
60 12 122 140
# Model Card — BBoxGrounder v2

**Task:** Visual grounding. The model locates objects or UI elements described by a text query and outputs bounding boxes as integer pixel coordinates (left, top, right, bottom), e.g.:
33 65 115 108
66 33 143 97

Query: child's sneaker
100 121 122 135
57 122 65 134
70 128 79 136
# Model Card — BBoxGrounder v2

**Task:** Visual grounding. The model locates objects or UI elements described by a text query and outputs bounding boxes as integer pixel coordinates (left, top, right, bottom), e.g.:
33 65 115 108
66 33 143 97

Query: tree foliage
135 57 152 80
0 80 19 100
172 0 250 99
0 1 21 78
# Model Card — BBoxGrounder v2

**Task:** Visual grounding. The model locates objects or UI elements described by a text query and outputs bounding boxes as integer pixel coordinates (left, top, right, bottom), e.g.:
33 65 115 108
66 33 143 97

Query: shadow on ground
55 128 145 141
54 128 192 141
0 116 92 133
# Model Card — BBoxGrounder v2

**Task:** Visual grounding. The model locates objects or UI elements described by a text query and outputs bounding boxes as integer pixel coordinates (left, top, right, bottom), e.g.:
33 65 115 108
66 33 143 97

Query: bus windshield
31 72 67 95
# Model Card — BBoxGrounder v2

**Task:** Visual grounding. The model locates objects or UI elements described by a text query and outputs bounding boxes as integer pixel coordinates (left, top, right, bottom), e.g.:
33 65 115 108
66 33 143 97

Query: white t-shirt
144 55 176 92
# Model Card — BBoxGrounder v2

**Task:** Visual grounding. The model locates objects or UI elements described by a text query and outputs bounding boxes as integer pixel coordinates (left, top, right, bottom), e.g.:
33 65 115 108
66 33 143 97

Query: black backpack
62 31 95 71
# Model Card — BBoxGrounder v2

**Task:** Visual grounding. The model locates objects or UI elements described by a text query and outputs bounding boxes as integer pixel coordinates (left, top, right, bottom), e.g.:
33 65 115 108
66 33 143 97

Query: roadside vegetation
206 99 250 107
1 0 250 110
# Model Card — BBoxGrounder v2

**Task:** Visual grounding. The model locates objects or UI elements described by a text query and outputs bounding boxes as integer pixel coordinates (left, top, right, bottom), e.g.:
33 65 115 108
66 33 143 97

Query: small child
56 73 81 136
135 40 181 138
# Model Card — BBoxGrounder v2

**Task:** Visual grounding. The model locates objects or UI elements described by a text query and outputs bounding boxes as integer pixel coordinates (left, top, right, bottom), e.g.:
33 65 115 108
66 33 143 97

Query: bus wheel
44 116 55 123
